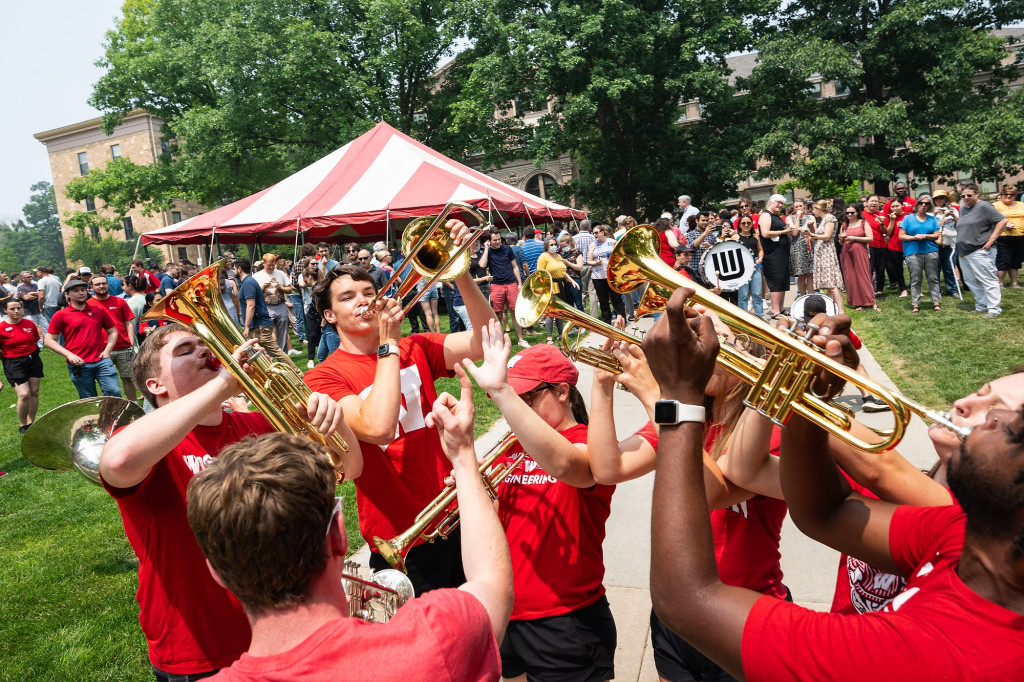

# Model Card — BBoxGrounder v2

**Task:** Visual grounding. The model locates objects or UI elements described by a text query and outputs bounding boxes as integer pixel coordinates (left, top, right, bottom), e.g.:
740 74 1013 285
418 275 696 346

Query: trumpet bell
21 397 145 484
516 271 641 374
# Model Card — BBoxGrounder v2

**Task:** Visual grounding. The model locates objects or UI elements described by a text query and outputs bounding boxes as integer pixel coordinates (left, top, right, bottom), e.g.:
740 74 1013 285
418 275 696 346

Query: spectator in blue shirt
520 227 546 275
899 194 942 313
159 264 180 296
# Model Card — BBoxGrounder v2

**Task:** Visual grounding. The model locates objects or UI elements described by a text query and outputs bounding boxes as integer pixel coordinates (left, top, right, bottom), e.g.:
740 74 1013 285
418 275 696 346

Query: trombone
359 201 490 318
606 225 969 453
516 271 641 374
373 431 521 573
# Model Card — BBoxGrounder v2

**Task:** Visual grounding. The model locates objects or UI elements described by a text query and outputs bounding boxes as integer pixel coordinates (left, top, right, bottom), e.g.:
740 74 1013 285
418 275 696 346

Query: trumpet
516 271 641 374
342 560 414 623
606 225 970 452
142 260 349 469
359 202 489 318
372 431 521 573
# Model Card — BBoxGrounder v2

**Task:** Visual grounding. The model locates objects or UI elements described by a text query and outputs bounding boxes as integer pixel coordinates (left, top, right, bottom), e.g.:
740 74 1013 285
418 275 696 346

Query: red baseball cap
506 344 579 394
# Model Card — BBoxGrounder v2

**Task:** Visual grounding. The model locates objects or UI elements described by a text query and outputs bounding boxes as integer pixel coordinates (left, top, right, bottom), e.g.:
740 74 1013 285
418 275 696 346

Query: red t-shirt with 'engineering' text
303 333 453 546
103 411 273 673
495 423 615 620
742 504 1024 681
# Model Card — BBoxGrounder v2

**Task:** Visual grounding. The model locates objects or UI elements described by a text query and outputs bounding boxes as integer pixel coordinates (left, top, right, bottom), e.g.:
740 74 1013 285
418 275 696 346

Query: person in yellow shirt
535 237 580 344
994 184 1024 287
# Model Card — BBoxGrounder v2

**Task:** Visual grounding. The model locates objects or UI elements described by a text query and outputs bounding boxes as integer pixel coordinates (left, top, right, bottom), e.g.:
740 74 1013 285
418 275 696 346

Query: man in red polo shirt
88 274 138 401
44 278 121 399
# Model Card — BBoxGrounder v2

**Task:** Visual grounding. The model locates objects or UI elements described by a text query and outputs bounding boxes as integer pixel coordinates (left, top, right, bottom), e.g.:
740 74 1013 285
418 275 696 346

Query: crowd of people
6 192 1024 680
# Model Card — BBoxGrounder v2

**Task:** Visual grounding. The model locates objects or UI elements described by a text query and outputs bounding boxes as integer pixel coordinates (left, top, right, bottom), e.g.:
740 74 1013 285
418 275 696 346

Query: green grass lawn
1 309 519 680
847 281 1024 408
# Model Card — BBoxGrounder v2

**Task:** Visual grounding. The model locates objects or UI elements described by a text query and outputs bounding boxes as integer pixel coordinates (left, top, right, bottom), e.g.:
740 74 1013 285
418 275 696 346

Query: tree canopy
737 1 1024 194
0 182 67 274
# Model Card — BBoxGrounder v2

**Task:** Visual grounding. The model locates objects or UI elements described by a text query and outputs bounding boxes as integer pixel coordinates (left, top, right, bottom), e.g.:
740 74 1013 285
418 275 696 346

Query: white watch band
654 400 706 425
379 343 399 357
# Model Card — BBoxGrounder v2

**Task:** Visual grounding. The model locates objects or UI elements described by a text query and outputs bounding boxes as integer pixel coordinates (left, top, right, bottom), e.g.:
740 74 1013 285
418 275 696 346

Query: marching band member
647 290 1024 680
461 320 616 682
585 339 789 682
100 325 358 681
188 370 512 682
303 220 497 595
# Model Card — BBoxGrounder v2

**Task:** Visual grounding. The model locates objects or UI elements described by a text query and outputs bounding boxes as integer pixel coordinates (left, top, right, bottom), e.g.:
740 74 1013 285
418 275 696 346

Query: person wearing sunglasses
994 184 1024 288
838 203 878 311
899 194 942 313
956 183 1008 318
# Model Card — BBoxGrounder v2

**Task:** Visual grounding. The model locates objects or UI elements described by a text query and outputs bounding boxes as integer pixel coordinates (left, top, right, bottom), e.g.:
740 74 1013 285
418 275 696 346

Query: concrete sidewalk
472 306 940 681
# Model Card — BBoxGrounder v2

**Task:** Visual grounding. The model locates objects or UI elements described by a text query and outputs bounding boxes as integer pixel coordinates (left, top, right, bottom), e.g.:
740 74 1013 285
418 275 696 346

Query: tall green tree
0 182 67 274
738 2 1024 194
456 0 774 219
75 0 474 225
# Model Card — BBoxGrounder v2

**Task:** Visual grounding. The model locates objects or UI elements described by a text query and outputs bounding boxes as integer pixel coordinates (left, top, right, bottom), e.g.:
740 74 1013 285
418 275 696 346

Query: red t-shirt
87 295 135 350
138 269 161 294
864 211 887 249
659 230 676 266
886 211 906 252
733 213 761 230
103 410 273 673
303 334 454 546
0 319 40 358
495 423 614 620
643 421 788 598
742 504 1024 681
47 304 117 363
209 589 500 682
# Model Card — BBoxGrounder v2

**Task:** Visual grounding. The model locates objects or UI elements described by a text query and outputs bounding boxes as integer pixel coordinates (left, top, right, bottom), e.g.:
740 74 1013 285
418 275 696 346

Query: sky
0 1 126 222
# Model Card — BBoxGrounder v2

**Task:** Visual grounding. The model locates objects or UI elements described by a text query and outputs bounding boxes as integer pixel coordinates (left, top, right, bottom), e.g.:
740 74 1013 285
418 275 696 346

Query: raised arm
443 222 498 367
426 366 513 642
463 320 595 487
647 290 760 679
778 315 900 573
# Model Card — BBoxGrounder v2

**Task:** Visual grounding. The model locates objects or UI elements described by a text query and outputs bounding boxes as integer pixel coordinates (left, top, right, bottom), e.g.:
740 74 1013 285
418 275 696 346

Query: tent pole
386 209 392 253
293 217 301 264
131 235 142 261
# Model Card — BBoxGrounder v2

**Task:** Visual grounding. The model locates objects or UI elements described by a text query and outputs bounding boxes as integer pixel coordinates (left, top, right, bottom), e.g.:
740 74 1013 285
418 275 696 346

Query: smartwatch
376 343 400 359
653 400 706 426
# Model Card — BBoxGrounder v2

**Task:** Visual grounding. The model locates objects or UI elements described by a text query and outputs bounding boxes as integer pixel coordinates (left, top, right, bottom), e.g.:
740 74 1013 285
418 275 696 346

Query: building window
809 82 822 99
111 144 121 160
78 152 89 175
1016 47 1023 64
525 173 557 200
123 217 134 240
676 106 688 123
90 225 100 241
834 80 851 96
161 140 172 159
85 196 96 211
171 211 182 223
177 247 188 262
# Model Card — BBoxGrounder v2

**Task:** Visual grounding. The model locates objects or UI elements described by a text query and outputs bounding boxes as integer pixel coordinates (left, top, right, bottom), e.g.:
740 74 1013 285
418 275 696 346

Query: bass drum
700 240 755 292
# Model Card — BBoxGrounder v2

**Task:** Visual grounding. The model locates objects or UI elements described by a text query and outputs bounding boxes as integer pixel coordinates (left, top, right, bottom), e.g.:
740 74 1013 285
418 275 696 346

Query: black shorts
3 352 43 386
500 595 616 682
368 525 465 596
650 588 791 682
995 235 1024 271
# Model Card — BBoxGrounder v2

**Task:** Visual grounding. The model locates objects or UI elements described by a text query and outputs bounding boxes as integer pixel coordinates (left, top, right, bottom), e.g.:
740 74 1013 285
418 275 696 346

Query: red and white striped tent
141 121 585 247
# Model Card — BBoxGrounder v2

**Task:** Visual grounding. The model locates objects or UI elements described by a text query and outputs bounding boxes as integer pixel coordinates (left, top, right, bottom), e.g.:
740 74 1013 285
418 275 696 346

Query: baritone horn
515 271 641 374
342 560 414 623
359 201 490 318
373 431 521 573
606 225 969 453
141 260 349 470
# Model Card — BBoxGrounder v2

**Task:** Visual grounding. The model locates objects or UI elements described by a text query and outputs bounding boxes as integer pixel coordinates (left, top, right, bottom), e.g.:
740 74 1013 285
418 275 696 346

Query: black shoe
862 397 891 413
18 424 30 434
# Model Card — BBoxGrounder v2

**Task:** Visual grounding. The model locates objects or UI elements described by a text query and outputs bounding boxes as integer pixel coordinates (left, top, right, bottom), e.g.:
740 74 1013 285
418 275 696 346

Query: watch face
654 401 677 424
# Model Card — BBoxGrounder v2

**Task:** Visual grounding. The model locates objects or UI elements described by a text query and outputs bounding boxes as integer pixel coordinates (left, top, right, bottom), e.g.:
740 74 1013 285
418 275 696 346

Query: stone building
34 110 208 266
